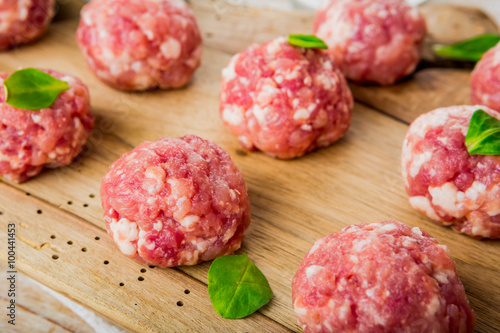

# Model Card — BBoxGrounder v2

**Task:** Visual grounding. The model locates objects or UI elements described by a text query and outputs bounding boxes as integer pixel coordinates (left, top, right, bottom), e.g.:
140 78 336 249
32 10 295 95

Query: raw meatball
471 42 500 112
100 135 251 267
0 0 55 50
292 221 475 333
0 70 93 183
219 37 352 159
76 0 202 91
402 105 500 239
314 0 426 85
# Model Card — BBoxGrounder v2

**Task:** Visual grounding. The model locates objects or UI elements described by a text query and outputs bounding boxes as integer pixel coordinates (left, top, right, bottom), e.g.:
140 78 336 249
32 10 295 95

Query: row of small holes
42 214 193 307
115 267 149 286
67 193 95 206
49 235 99 243
38 196 135 294
39 203 89 212
177 289 192 306
67 201 90 207
27 192 94 207
47 236 191 307
51 251 87 259
49 236 87 256
39 193 97 261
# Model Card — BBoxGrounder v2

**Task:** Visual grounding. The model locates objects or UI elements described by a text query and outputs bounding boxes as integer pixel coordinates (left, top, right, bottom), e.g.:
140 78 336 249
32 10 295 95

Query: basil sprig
434 34 500 62
465 109 500 155
208 253 273 319
4 68 70 110
288 34 328 49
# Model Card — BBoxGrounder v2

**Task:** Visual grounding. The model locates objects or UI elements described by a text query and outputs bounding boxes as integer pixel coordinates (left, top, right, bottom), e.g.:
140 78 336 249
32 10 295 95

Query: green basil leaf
4 68 70 110
208 253 273 319
434 34 500 62
465 109 500 155
288 34 328 49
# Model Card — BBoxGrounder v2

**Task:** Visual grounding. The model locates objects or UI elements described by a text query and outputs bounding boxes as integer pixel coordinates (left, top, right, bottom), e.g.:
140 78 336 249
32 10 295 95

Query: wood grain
191 0 499 69
419 4 499 68
191 0 314 55
0 261 94 333
0 184 289 333
350 68 472 124
190 0 488 125
420 4 499 45
0 2 498 332
0 298 71 333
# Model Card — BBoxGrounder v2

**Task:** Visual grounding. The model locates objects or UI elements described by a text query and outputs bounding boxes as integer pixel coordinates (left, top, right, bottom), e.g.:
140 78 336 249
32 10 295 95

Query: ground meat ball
471 42 500 112
0 0 55 50
100 135 251 267
292 221 475 333
0 70 93 183
402 105 500 239
314 0 426 85
76 0 202 91
219 37 352 159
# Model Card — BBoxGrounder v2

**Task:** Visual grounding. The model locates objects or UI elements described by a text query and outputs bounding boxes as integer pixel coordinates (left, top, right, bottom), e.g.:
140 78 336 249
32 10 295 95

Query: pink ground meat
100 135 251 267
219 37 352 159
292 221 475 333
314 0 426 85
76 0 202 91
0 70 93 183
471 42 500 112
0 0 55 50
402 105 500 239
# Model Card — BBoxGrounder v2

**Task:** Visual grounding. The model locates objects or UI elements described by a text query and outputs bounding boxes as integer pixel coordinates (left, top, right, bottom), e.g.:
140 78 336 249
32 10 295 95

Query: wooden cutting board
0 1 499 332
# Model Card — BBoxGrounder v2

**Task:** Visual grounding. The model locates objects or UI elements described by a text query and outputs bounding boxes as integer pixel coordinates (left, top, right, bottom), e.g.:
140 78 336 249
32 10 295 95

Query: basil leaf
465 109 500 155
288 34 328 49
208 253 273 319
4 68 70 110
434 34 500 62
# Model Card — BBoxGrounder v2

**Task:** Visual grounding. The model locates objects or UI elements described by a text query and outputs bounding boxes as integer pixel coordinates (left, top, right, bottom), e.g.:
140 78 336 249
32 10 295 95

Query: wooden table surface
0 1 499 332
